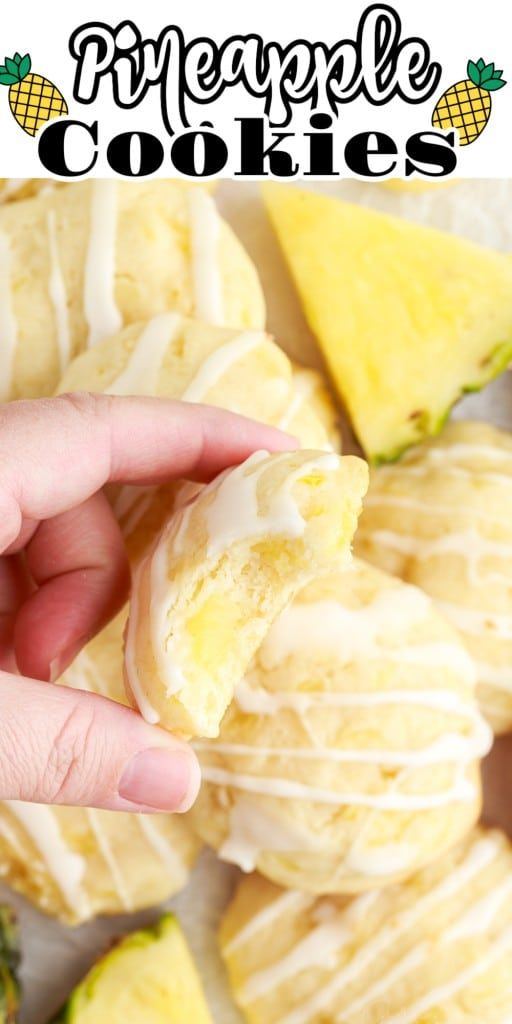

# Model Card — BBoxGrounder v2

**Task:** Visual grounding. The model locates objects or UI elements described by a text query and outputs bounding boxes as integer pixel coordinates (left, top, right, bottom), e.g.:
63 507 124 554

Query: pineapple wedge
263 183 512 462
49 915 212 1024
0 907 19 1024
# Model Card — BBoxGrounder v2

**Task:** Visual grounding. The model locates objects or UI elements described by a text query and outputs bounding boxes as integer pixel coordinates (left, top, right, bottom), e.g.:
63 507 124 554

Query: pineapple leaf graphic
0 50 68 137
18 54 31 78
466 58 506 90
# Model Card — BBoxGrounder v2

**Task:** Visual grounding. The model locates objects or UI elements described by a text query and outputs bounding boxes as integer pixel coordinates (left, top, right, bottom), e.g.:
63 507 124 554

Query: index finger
0 393 295 551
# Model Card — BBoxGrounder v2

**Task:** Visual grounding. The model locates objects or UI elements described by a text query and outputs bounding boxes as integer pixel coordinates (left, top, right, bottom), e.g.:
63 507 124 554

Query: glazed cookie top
124 449 368 737
191 559 490 889
0 180 264 400
356 419 512 733
220 827 512 1024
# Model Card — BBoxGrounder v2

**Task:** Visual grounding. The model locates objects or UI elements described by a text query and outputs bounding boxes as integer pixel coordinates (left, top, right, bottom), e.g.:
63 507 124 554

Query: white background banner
0 0 511 179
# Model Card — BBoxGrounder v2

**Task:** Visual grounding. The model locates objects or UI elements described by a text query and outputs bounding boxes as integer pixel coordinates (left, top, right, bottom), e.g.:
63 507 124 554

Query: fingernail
118 748 200 812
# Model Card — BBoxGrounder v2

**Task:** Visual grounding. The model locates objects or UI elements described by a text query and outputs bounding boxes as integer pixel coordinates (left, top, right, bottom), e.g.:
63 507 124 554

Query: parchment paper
6 179 512 1024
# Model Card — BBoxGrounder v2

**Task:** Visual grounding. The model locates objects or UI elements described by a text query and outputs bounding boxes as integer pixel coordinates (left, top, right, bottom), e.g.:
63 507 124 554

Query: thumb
0 672 200 813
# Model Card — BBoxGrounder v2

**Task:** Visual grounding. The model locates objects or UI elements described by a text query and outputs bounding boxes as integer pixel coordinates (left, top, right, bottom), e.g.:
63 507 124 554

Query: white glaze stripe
84 181 122 347
382 925 512 1024
181 331 263 402
46 210 71 372
0 231 17 400
136 816 188 885
437 601 512 639
5 802 88 917
223 891 310 956
201 764 475 809
188 190 224 324
86 809 132 911
401 442 512 467
363 493 511 530
276 836 500 1024
235 680 483 717
196 715 490 766
242 918 351 1002
365 528 512 587
107 312 183 396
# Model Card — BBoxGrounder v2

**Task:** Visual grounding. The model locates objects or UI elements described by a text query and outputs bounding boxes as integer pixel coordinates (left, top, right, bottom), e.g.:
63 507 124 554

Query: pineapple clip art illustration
432 58 506 146
0 52 68 137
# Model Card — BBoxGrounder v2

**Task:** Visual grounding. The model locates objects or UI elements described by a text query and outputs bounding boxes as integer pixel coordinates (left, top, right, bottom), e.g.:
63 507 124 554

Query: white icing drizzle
401 441 512 467
241 917 351 1002
181 331 263 402
136 816 188 885
84 181 122 347
443 873 512 943
139 450 341 702
278 371 316 431
436 601 512 640
200 763 476 810
0 817 29 859
366 528 512 587
5 802 88 917
223 890 311 956
257 588 475 683
381 459 512 491
363 492 511 530
235 678 484 718
124 567 160 724
342 840 415 878
106 313 183 396
218 799 324 873
196 714 490 767
46 209 71 373
382 925 512 1024
188 189 224 324
86 809 132 911
201 450 340 558
273 836 501 1024
0 231 18 401
335 945 426 1022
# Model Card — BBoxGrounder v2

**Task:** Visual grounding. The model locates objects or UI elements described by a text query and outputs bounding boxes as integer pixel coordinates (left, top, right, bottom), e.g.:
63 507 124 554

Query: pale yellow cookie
282 364 341 452
57 314 336 564
356 420 512 734
190 559 489 892
0 180 264 401
124 450 368 738
0 613 201 925
0 178 52 202
220 827 512 1024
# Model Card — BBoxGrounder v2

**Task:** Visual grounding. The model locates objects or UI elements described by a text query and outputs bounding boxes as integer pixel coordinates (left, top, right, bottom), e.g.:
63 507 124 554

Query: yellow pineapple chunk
263 183 512 462
51 914 212 1023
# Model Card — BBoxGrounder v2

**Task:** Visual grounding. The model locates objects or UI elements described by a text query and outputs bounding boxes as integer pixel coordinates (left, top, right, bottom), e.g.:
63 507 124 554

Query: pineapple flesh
48 914 212 1024
263 182 512 463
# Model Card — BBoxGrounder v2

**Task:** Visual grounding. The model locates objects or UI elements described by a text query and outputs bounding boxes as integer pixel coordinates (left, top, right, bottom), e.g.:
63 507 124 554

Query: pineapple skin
263 182 512 464
48 914 212 1024
0 906 20 1024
